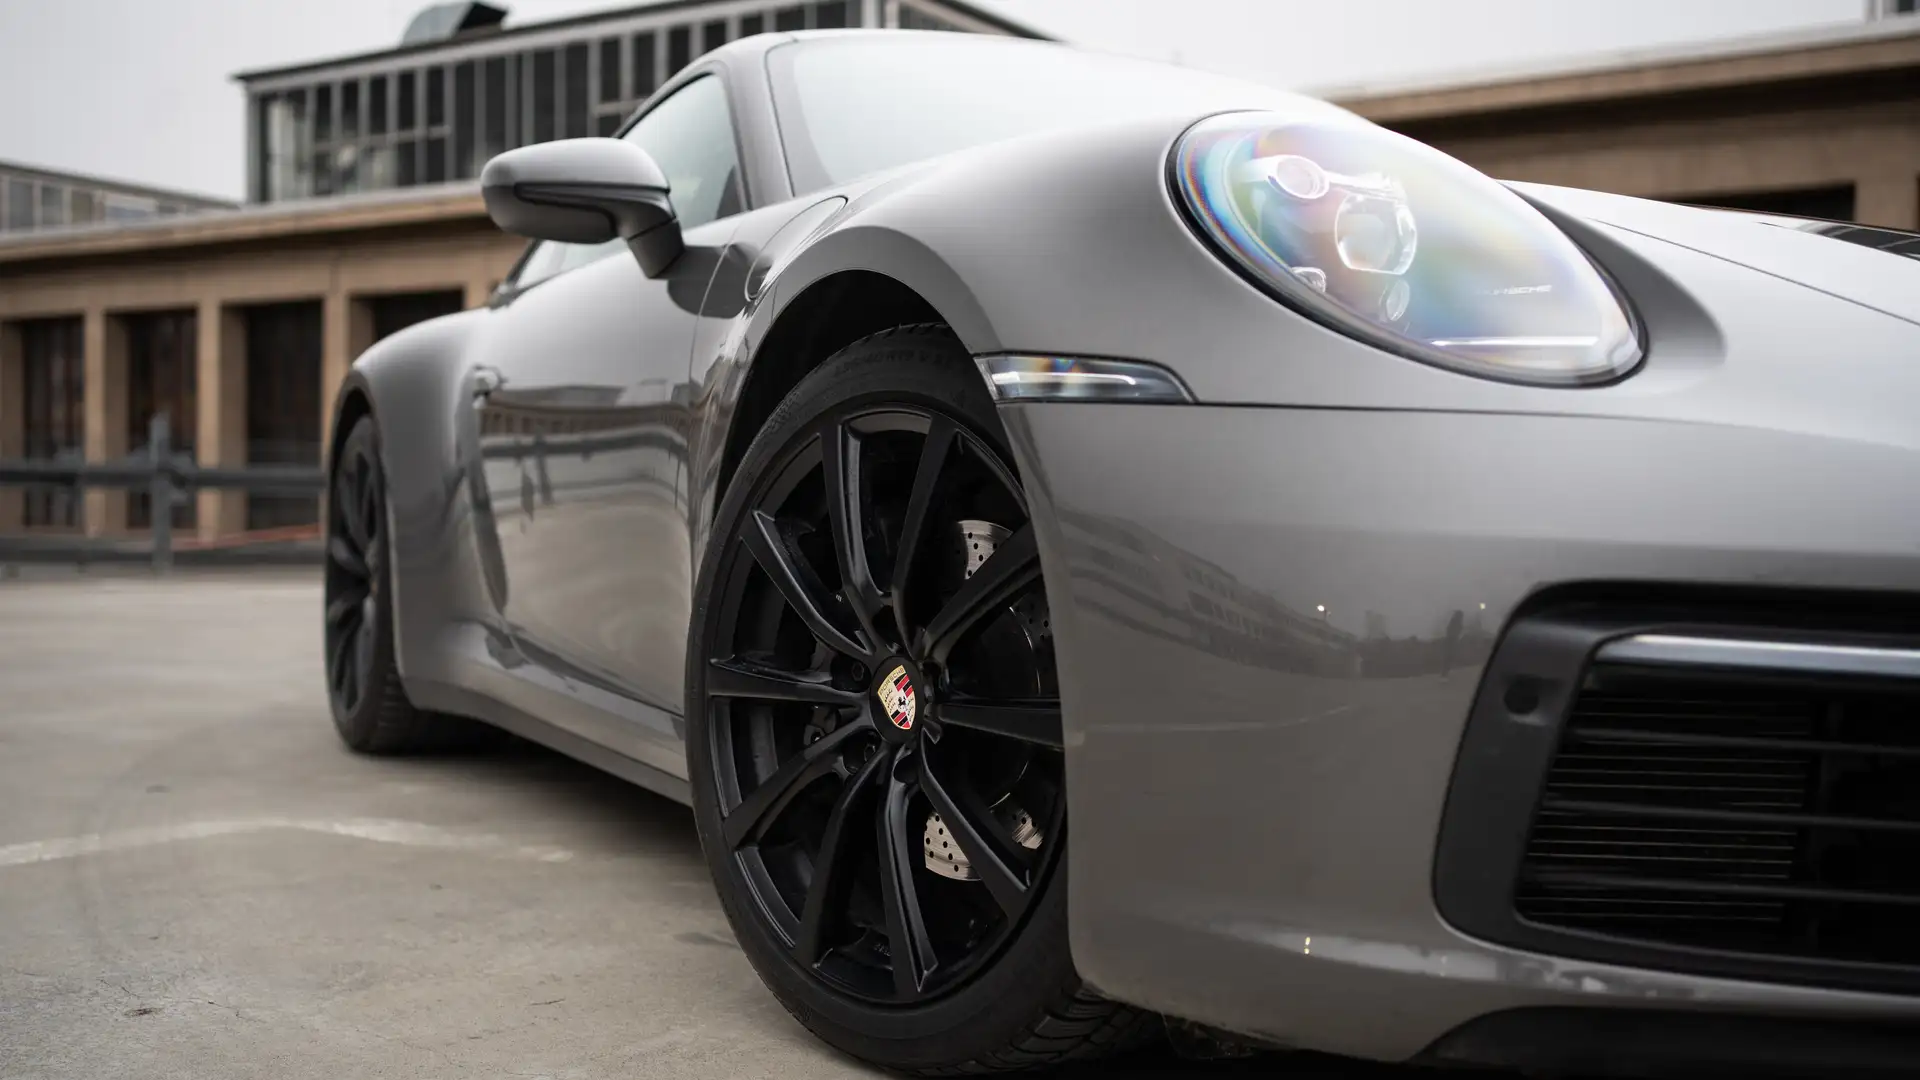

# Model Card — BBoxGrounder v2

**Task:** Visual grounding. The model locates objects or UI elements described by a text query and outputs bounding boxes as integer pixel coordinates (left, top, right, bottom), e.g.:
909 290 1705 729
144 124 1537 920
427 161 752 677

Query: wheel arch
327 382 374 470
718 267 949 502
326 310 497 691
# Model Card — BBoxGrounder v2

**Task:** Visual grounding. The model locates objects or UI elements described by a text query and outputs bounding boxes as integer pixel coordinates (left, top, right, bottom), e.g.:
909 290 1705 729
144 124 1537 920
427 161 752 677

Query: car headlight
1172 112 1643 386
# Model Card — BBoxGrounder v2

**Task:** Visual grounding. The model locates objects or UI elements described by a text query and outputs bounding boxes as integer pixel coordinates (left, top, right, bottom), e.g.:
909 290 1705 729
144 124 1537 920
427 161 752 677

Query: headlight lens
1173 113 1642 386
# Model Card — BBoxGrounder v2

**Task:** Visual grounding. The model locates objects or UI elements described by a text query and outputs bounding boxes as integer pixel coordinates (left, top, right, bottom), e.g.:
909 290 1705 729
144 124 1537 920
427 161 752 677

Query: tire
686 326 1152 1073
323 415 474 754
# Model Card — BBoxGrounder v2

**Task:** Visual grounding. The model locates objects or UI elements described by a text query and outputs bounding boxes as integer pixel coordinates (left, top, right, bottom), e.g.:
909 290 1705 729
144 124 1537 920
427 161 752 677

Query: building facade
1333 18 1920 230
0 160 233 236
1 9 1916 544
238 0 1042 204
0 0 1036 541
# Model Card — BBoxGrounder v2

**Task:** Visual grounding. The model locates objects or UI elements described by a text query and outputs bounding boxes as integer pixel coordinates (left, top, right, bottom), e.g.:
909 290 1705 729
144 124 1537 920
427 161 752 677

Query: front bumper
999 400 1920 1064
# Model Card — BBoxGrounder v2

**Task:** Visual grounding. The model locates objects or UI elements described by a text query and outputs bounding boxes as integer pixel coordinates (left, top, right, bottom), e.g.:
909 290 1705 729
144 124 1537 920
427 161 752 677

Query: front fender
331 309 500 688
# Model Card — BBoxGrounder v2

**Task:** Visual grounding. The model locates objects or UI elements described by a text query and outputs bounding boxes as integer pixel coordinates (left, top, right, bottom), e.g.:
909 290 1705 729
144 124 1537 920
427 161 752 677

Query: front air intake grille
1516 662 1920 969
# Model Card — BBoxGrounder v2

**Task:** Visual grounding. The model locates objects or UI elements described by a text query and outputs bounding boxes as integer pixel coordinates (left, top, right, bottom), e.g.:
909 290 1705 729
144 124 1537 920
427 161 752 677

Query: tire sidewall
327 417 399 748
683 331 1082 1066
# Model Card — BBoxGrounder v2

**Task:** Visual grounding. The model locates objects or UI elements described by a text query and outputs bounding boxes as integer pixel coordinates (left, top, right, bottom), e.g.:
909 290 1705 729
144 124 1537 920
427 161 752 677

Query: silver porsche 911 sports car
321 27 1920 1076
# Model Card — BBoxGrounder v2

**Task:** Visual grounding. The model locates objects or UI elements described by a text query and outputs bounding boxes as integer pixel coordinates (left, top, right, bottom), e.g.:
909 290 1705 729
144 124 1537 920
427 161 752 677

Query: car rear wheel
324 415 474 754
686 326 1151 1073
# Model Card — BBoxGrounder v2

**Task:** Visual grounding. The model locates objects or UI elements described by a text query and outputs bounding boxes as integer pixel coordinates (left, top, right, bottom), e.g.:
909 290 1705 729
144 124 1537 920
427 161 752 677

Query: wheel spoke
961 430 1027 513
793 748 888 965
708 656 862 708
328 536 368 580
820 421 889 653
722 721 870 851
889 416 955 647
325 590 367 628
916 522 1041 664
920 742 1030 917
936 697 1063 749
354 615 375 691
877 764 938 998
336 460 368 549
358 459 382 546
328 631 353 697
743 509 872 663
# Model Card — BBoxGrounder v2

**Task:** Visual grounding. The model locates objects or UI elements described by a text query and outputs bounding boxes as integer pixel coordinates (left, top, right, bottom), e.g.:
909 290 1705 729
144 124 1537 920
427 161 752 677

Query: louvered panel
1516 671 1920 967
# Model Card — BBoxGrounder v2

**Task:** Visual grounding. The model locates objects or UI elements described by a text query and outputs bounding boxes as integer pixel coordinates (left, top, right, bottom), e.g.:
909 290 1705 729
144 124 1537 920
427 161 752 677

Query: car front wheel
686 325 1151 1073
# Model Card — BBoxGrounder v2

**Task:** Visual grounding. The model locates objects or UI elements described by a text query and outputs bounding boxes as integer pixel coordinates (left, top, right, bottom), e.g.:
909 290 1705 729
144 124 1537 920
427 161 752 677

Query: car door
467 73 745 757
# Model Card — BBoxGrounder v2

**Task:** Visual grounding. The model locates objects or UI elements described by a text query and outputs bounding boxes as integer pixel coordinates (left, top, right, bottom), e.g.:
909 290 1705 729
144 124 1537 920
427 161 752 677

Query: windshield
768 34 1332 195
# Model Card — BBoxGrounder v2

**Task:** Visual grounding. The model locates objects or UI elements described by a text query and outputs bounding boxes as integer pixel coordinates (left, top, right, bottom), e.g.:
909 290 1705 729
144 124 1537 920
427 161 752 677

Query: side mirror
480 138 684 277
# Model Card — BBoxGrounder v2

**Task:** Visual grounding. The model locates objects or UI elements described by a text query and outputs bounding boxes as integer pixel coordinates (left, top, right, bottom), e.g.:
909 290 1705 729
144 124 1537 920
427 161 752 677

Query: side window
509 75 742 291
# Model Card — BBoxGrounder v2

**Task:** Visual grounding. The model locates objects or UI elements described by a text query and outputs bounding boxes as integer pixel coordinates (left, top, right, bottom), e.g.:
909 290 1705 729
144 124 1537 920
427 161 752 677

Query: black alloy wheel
325 422 384 718
689 327 1146 1073
323 415 470 754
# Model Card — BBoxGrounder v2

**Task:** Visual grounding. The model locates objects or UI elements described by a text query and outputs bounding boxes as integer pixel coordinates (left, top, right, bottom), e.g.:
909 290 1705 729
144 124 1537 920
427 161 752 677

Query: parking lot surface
0 571 1447 1079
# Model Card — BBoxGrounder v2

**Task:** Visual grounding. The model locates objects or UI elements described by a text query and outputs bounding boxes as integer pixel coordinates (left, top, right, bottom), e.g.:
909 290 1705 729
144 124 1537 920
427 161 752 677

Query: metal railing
0 413 325 573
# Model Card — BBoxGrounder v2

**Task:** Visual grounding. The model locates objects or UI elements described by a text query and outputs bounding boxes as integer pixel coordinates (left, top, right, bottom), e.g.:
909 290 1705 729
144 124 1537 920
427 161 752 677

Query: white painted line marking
0 818 576 869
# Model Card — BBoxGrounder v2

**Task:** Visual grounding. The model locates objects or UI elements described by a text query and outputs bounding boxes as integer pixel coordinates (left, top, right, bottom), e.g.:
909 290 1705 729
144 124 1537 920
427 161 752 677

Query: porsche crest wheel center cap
871 659 926 742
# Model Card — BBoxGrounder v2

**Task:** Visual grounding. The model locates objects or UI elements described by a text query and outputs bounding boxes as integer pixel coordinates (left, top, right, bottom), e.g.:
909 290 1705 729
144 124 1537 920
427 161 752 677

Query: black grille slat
1526 870 1920 909
1516 664 1920 970
1538 797 1920 835
1569 726 1920 760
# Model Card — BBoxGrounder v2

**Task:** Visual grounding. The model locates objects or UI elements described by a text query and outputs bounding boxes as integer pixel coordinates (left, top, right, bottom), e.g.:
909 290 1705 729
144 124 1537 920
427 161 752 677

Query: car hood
1515 182 1920 329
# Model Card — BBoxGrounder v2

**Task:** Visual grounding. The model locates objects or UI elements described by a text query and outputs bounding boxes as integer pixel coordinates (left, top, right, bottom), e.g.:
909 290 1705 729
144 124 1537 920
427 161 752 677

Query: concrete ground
0 570 1439 1079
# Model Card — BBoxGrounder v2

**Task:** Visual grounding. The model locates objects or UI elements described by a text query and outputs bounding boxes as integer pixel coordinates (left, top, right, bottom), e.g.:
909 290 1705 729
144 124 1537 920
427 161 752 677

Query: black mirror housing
481 138 685 277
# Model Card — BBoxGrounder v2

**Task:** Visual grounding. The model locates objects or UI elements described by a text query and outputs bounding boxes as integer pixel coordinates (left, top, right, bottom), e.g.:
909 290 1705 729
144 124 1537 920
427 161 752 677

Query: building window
37 184 67 228
125 311 198 532
5 178 33 230
633 31 658 97
264 88 312 200
426 65 446 127
813 1 850 28
741 12 765 36
341 79 361 139
314 83 334 143
453 61 477 178
775 6 806 31
564 41 590 139
18 318 84 528
483 54 512 159
531 49 557 142
397 70 418 130
242 302 323 532
423 65 451 182
253 95 274 201
70 189 99 225
105 193 159 221
898 3 968 31
702 19 728 54
369 76 389 135
397 69 420 187
598 37 622 103
593 36 633 134
667 25 692 75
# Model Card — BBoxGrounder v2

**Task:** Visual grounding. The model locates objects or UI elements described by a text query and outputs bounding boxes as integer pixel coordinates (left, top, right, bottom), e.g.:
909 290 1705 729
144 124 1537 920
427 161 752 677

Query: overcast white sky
0 0 1870 200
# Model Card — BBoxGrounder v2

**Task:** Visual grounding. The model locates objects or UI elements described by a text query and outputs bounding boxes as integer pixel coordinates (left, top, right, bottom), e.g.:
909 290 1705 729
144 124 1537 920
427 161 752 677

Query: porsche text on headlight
1173 112 1643 386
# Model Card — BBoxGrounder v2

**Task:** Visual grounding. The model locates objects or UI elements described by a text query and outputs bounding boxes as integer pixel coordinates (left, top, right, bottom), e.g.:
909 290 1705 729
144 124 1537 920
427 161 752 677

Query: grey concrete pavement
0 571 1434 1079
